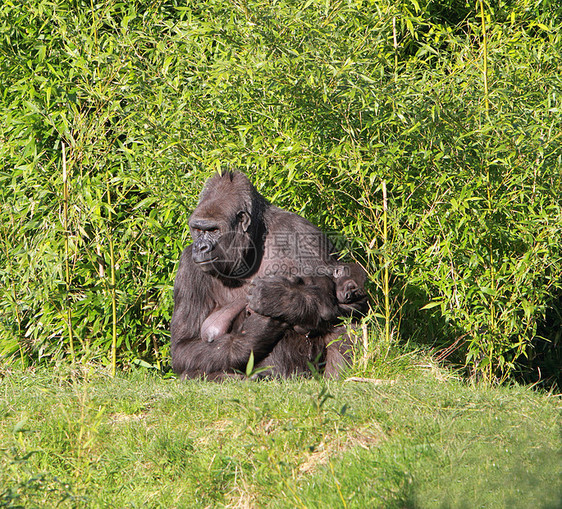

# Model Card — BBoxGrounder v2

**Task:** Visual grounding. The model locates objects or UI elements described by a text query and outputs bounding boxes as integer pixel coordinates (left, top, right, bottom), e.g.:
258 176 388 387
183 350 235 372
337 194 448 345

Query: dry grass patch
224 479 261 509
299 423 385 476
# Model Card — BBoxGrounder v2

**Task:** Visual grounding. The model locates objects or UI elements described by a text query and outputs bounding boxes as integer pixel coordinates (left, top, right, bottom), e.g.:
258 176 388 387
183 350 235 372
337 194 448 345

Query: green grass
1 367 560 508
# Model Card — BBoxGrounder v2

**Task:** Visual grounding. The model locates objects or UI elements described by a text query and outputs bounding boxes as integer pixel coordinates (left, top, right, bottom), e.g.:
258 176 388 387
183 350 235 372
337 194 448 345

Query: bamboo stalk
152 334 161 371
392 16 398 80
106 179 118 376
478 0 490 113
382 181 391 356
62 143 75 363
486 166 496 384
478 0 492 382
361 322 369 369
0 224 24 364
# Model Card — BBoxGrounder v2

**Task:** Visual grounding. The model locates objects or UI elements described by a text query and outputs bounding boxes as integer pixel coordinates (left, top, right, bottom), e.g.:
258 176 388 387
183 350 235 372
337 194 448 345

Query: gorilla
170 171 367 379
333 262 368 315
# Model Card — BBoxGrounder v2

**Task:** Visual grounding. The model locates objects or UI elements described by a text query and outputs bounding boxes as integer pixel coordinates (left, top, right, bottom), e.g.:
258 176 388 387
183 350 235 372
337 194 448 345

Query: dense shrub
1 0 561 383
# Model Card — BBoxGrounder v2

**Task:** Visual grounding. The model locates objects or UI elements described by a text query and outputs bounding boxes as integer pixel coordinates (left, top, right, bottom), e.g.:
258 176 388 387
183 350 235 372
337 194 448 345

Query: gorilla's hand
247 276 303 320
247 275 338 333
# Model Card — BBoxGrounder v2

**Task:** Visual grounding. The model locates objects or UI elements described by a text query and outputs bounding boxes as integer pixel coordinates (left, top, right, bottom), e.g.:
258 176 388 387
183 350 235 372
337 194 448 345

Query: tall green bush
1 0 561 383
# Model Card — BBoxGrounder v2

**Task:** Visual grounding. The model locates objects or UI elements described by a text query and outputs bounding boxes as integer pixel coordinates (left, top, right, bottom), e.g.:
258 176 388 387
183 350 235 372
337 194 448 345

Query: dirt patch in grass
299 423 385 475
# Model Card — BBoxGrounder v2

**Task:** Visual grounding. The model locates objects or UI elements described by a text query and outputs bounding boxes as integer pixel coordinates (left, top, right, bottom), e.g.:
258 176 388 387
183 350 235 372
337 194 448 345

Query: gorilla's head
333 263 368 306
188 171 268 278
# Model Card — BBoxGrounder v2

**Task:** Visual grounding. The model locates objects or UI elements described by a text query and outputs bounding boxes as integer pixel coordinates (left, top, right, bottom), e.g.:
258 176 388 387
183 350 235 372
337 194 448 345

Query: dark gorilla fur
202 264 367 344
333 263 368 313
170 171 367 380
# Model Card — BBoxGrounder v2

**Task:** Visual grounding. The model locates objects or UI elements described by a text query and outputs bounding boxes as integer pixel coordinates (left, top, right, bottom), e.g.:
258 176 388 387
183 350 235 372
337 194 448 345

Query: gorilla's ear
333 266 345 279
237 211 251 232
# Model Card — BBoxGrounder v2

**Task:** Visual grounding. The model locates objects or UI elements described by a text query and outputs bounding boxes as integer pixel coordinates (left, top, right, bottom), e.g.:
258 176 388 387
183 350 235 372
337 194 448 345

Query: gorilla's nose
199 240 213 253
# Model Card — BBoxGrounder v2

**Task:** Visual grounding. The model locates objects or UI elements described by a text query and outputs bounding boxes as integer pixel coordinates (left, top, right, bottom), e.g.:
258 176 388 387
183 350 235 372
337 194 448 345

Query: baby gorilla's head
333 263 367 304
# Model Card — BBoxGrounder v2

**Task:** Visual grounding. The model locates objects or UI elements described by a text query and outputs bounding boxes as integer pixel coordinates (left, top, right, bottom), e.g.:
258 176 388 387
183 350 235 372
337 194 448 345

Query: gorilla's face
189 210 255 278
333 263 367 305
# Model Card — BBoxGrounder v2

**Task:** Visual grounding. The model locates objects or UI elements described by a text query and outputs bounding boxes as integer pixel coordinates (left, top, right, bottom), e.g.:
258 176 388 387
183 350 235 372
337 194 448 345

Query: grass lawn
1 367 560 508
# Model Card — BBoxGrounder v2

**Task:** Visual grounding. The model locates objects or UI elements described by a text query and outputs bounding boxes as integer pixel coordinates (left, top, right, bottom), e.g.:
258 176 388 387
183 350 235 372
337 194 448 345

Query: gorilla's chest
210 279 249 308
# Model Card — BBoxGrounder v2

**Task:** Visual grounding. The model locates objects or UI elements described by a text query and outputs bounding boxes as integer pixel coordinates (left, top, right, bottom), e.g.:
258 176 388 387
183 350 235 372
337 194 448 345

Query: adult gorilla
170 171 364 379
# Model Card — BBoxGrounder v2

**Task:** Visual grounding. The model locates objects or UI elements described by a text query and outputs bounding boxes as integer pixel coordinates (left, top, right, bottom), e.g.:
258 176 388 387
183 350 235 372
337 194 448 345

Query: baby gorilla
200 262 367 344
332 262 368 315
292 262 367 336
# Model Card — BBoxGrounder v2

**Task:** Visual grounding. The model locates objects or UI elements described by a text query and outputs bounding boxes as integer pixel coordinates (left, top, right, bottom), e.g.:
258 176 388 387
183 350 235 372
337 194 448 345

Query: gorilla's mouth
195 257 218 265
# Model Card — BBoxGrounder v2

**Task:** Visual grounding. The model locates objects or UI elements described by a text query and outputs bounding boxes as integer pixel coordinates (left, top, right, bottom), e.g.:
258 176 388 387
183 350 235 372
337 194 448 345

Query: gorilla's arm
247 275 340 333
176 314 289 378
170 247 287 377
248 272 368 334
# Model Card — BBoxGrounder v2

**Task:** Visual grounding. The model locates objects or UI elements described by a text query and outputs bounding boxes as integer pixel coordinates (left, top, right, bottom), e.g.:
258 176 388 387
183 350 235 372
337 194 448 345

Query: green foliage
0 0 561 382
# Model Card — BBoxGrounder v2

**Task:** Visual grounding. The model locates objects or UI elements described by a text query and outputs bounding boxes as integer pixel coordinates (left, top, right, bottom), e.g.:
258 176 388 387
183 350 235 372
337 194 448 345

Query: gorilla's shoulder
177 244 194 267
266 205 324 234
